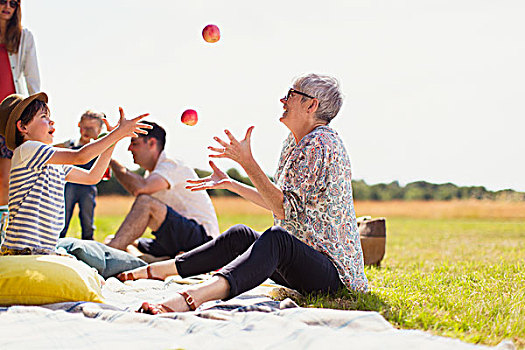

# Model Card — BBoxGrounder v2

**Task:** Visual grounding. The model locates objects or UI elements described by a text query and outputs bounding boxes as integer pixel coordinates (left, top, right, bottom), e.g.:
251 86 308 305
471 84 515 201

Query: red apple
181 109 198 126
202 24 220 43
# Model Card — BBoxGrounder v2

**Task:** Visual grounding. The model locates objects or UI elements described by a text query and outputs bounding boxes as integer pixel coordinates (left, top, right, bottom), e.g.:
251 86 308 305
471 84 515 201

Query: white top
3 141 72 253
148 151 220 238
8 28 40 96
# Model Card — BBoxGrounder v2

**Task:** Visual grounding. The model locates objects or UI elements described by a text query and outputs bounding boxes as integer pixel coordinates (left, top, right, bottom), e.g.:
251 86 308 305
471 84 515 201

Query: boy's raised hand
116 107 151 138
102 115 117 132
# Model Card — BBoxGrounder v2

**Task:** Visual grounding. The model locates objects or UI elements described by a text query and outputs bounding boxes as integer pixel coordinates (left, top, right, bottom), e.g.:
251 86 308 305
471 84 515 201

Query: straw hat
0 92 48 150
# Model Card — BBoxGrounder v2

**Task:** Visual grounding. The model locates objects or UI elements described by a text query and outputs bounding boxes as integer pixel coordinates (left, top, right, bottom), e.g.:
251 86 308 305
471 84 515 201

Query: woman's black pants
174 224 343 299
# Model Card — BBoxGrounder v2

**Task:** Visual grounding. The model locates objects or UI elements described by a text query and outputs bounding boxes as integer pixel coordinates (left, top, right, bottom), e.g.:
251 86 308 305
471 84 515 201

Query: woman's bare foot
117 259 178 281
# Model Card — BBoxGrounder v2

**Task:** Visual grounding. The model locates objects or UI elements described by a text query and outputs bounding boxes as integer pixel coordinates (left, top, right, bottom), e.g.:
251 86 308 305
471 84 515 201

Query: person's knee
135 194 165 214
223 224 254 240
135 193 154 206
259 226 289 244
217 224 259 254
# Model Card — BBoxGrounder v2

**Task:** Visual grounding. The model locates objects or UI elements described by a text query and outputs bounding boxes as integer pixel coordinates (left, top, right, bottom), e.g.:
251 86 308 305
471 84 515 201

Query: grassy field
66 196 525 348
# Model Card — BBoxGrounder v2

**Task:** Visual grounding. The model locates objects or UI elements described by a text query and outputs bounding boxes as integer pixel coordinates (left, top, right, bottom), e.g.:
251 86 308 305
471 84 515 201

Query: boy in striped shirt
0 93 150 255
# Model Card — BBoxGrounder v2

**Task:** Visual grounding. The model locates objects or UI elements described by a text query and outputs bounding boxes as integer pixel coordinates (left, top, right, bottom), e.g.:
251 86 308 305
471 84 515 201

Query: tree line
97 168 524 201
351 180 524 201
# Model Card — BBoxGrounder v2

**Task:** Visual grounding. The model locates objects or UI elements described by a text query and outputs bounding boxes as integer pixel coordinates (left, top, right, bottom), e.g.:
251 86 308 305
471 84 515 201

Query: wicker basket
357 216 386 266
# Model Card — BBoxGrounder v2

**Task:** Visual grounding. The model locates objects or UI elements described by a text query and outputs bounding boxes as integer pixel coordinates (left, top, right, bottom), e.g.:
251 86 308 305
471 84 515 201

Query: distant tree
459 186 488 200
404 181 434 200
227 168 253 186
352 179 372 200
494 189 525 201
434 183 460 200
194 168 211 178
404 186 427 200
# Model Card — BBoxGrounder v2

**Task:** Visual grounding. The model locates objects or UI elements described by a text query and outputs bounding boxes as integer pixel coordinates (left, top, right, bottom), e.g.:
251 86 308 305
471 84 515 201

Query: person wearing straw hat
0 92 150 255
0 0 41 241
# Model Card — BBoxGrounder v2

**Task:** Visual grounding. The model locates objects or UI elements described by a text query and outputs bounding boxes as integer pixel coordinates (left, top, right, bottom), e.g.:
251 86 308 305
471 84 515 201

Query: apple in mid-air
181 109 198 126
202 24 220 43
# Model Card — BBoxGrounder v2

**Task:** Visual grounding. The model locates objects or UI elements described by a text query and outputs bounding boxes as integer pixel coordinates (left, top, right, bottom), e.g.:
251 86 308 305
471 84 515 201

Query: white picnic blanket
0 275 515 350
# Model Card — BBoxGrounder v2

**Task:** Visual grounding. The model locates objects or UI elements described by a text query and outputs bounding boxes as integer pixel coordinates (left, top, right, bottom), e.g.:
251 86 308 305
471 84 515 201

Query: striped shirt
2 141 72 253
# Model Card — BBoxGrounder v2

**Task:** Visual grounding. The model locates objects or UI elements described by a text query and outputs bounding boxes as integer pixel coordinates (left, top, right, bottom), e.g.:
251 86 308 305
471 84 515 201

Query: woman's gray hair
293 74 344 124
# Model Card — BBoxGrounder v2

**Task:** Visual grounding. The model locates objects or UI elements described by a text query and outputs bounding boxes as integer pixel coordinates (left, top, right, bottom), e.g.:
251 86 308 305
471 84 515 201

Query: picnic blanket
0 275 515 349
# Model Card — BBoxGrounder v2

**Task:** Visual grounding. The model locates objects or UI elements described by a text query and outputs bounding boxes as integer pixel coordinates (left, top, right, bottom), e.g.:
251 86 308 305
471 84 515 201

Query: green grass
301 218 525 348
66 212 525 348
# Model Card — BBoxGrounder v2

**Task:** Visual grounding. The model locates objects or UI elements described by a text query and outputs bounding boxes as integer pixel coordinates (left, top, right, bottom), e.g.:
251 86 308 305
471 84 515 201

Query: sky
21 0 525 192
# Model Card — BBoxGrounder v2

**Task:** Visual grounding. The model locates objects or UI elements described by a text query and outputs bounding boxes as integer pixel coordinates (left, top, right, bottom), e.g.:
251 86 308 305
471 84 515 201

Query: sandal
137 302 174 315
178 291 197 311
146 265 163 280
136 291 196 315
117 265 163 282
117 271 135 282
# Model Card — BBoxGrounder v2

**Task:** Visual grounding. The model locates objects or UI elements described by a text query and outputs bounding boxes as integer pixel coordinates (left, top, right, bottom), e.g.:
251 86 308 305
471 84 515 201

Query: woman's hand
208 126 255 168
186 161 232 191
115 107 151 138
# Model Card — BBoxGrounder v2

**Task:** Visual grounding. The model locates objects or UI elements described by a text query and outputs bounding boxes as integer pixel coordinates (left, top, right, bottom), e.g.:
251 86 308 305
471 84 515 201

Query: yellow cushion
0 255 104 305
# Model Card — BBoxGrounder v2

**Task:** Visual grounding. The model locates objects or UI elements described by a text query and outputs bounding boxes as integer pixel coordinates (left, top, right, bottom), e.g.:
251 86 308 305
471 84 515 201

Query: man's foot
124 244 170 263
103 234 115 245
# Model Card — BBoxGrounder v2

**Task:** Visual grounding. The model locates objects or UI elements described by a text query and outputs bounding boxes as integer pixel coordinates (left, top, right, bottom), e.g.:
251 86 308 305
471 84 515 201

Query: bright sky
23 0 525 192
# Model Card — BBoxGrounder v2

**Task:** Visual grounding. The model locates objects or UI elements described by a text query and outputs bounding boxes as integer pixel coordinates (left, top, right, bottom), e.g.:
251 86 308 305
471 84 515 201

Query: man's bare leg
106 194 167 251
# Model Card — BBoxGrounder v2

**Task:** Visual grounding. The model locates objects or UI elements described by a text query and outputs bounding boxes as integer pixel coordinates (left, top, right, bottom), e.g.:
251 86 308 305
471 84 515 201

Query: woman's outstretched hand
208 126 255 167
186 161 231 191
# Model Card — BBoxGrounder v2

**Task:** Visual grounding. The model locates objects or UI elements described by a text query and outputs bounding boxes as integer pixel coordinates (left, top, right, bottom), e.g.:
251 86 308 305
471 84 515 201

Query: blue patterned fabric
0 135 13 159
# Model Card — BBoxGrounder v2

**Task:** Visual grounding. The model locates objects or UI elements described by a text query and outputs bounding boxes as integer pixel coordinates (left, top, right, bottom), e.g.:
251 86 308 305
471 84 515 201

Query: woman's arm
228 180 271 210
22 29 40 95
235 156 284 218
186 160 271 210
209 127 285 218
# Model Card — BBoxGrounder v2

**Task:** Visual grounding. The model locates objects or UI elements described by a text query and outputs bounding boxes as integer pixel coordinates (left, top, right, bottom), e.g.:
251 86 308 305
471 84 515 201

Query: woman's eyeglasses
284 88 316 101
0 0 19 9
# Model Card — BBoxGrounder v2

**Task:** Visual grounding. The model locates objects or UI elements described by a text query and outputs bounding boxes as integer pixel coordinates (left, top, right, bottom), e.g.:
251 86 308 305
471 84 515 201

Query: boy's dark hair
15 99 50 148
138 121 166 151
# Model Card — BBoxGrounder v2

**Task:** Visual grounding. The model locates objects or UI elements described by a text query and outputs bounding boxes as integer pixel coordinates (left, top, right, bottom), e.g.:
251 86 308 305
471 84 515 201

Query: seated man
105 121 220 262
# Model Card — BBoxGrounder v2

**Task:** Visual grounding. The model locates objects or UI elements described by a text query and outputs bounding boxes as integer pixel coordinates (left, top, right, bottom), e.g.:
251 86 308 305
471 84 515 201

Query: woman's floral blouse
274 126 368 292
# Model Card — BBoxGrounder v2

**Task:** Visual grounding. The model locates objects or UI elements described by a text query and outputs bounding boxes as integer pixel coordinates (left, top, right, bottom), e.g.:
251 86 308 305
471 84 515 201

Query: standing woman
0 0 40 242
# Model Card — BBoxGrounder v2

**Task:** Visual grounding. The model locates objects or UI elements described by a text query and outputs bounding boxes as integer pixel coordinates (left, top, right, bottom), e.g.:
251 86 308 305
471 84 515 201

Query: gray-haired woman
119 74 369 314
